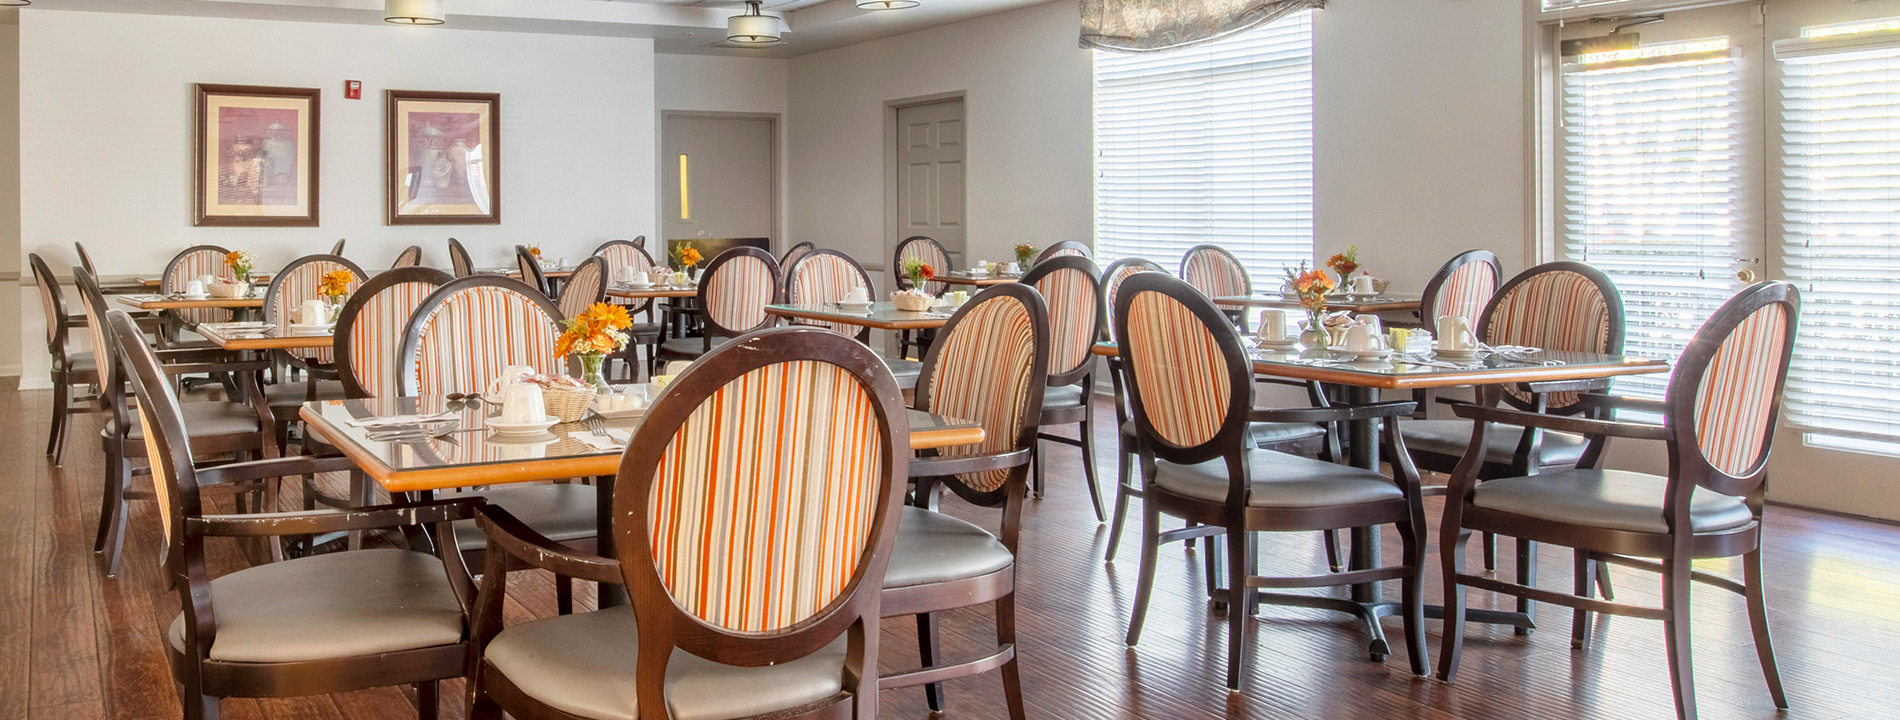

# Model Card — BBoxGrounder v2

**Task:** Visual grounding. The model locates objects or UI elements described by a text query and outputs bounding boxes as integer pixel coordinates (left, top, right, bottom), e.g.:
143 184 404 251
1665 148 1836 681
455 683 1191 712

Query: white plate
180 294 210 301
287 323 335 335
836 301 873 312
592 404 647 420
1434 347 1481 360
487 418 559 436
621 282 654 290
1253 337 1301 349
1329 345 1394 361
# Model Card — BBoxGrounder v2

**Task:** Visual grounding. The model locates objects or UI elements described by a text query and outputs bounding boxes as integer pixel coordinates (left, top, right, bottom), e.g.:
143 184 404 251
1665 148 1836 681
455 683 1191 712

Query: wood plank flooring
3 378 1894 719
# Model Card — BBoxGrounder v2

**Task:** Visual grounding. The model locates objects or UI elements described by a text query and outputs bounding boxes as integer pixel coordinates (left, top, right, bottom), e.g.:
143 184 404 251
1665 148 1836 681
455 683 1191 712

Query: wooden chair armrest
194 455 358 487
1452 403 1670 440
908 448 1032 479
1251 400 1416 425
473 505 623 585
188 496 484 538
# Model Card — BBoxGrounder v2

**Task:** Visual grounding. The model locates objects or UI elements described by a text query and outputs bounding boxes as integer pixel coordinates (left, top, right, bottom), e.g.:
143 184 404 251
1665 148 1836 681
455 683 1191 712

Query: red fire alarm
344 80 362 100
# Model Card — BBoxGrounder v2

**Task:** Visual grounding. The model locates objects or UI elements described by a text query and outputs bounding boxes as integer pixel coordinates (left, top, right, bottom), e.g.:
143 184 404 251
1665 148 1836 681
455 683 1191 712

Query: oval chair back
390 245 424 269
1099 258 1165 341
779 240 817 269
515 245 551 298
447 238 474 278
1666 281 1800 498
1112 271 1254 470
163 245 236 325
398 276 571 397
613 327 907 717
330 238 347 257
630 235 646 250
334 266 455 399
557 256 609 320
1034 241 1091 265
1179 244 1251 301
595 239 662 314
915 284 1049 505
264 254 367 368
894 235 953 296
1480 261 1626 413
696 247 782 344
783 249 875 342
75 243 97 276
1419 249 1501 333
1019 255 1101 386
29 254 70 354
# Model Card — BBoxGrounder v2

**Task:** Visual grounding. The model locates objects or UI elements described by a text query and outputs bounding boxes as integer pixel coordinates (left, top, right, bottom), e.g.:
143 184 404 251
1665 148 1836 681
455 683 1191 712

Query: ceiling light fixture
857 0 921 9
385 0 445 25
727 1 781 44
0 1 32 6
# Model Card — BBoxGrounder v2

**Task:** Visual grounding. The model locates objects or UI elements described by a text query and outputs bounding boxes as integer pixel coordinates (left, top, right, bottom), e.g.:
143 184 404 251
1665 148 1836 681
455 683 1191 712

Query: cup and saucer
1433 344 1481 361
1253 335 1301 351
622 281 655 290
287 323 334 336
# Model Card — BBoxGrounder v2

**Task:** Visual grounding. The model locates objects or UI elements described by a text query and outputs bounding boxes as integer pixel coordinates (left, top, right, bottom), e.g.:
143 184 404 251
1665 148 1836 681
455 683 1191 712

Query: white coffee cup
1351 275 1376 294
1344 324 1381 352
1361 315 1384 334
1004 262 1022 275
500 383 548 424
485 365 537 400
197 274 216 288
298 299 329 326
1437 316 1476 351
1257 309 1288 342
632 270 649 285
185 280 207 297
844 286 870 304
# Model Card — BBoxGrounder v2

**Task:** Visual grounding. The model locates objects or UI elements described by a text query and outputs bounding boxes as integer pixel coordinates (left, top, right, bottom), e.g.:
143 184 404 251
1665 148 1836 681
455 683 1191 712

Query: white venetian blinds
1559 40 1742 398
1093 11 1314 281
1778 40 1900 442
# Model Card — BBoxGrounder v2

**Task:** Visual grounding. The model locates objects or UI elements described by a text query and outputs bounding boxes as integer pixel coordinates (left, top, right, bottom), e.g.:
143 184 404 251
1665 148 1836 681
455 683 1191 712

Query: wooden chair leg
1029 441 1045 499
93 438 123 554
1663 554 1699 720
97 447 132 577
1125 499 1161 646
1078 410 1105 522
415 680 439 719
1596 559 1616 600
1572 551 1596 650
184 692 219 720
1397 516 1429 676
1203 527 1224 610
1223 524 1249 691
1514 537 1536 636
1483 531 1498 571
556 576 574 615
996 593 1027 720
1743 549 1788 708
1324 530 1343 572
1436 525 1474 683
1104 446 1135 562
917 612 945 712
47 368 69 462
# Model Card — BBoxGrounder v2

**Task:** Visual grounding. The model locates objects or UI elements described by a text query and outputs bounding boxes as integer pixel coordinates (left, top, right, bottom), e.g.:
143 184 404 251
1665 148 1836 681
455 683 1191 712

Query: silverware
584 416 609 437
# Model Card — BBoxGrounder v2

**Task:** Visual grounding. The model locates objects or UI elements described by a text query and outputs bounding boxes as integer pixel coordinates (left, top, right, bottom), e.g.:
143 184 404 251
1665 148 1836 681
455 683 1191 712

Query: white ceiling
40 0 1054 58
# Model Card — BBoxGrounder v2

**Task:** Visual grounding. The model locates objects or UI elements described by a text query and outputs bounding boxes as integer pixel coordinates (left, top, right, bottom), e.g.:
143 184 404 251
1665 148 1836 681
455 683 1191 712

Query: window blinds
1093 11 1314 282
1559 41 1741 398
1778 42 1900 442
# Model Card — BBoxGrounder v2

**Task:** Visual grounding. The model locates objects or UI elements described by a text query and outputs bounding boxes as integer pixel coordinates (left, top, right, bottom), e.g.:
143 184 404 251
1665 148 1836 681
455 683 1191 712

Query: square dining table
196 320 335 351
765 301 958 331
116 293 266 311
604 283 698 301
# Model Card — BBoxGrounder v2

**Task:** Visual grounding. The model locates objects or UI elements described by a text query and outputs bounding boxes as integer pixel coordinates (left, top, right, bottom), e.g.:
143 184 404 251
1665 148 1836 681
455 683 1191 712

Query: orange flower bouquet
529 245 543 258
1285 261 1336 347
894 257 936 311
224 250 256 280
556 302 634 391
318 269 355 301
1325 244 1360 285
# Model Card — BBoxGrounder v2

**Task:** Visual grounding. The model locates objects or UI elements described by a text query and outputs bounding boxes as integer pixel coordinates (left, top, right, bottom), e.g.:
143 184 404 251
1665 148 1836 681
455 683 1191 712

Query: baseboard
15 375 51 391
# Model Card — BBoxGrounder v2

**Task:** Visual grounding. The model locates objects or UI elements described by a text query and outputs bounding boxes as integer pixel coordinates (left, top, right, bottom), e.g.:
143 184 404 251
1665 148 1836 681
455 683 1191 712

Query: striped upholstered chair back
894 235 953 295
264 254 366 366
1099 258 1166 340
515 246 551 297
390 245 424 269
1112 272 1253 462
1420 250 1501 333
334 266 455 399
617 327 905 702
557 256 608 320
784 249 874 340
697 247 781 341
162 245 236 325
1179 244 1250 302
1019 255 1102 385
447 238 475 278
1034 241 1092 265
916 284 1049 497
1668 282 1800 493
398 276 569 397
595 239 662 314
779 240 817 271
1481 261 1625 413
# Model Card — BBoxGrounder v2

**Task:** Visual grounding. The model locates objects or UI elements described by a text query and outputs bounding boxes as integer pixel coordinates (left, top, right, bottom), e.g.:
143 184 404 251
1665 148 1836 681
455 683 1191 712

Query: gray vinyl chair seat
167 549 464 663
1403 418 1587 467
886 357 922 384
658 335 732 358
263 378 349 407
110 401 260 439
483 606 848 720
68 352 96 373
1471 468 1755 535
1043 384 1088 411
1121 419 1324 448
884 505 1013 588
1154 449 1402 508
449 484 599 551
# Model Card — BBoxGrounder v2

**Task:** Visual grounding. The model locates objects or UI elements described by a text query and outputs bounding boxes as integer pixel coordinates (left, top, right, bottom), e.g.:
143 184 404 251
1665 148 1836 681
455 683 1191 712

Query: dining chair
162 244 238 329
76 269 274 577
592 239 664 381
447 237 475 278
779 239 817 268
466 326 907 720
556 256 608 320
32 254 104 466
1437 281 1799 720
1407 250 1504 418
786 248 923 388
1114 271 1430 690
655 246 780 372
1033 240 1091 264
334 267 455 401
75 241 97 276
261 254 365 405
893 235 953 360
1179 244 1250 329
329 238 347 257
515 245 552 298
390 244 425 269
886 283 1045 718
1018 255 1105 517
109 308 481 720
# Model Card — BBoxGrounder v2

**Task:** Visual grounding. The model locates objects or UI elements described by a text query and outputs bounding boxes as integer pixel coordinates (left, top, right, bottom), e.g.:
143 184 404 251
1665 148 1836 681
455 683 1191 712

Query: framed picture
194 84 320 227
387 90 501 225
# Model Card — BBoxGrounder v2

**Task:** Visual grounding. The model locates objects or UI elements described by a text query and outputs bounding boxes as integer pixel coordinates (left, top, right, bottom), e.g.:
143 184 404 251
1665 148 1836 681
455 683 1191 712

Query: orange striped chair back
919 285 1048 493
400 277 565 397
1021 256 1102 381
162 246 235 325
264 255 365 365
1118 277 1235 449
699 247 780 337
1179 244 1250 301
785 250 873 337
1482 262 1624 411
1035 241 1092 265
1674 284 1798 481
1421 250 1501 333
1100 258 1165 335
557 257 608 320
894 235 952 295
447 238 474 278
595 239 661 313
390 245 424 269
336 267 454 399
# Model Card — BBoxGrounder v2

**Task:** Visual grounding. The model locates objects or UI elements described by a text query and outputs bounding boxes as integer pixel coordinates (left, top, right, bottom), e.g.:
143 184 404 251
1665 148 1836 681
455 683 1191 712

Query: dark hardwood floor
1 378 1890 719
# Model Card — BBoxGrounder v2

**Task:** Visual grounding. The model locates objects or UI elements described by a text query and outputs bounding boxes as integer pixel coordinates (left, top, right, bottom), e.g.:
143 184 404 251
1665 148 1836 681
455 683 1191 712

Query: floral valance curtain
1080 0 1324 52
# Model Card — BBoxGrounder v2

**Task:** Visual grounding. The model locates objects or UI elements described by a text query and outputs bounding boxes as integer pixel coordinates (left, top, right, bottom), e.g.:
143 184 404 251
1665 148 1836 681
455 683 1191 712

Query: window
1093 11 1314 282
1558 38 1741 398
1778 32 1900 443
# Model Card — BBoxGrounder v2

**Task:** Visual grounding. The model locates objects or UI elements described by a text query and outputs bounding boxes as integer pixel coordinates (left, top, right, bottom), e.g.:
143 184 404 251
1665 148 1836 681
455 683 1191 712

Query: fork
584 416 610 437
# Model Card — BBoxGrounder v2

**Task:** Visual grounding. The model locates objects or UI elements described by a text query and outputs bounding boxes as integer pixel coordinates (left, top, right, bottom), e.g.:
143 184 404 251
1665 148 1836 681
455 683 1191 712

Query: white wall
14 9 657 386
0 18 18 378
656 54 790 253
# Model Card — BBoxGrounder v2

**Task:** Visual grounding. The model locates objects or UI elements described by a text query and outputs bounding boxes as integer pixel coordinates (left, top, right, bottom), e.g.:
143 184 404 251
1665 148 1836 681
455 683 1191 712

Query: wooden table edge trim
1089 343 1669 390
763 306 946 330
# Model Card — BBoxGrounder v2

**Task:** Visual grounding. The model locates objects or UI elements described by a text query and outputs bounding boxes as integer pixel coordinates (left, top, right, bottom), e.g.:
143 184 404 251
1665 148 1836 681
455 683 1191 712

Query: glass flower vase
579 353 609 394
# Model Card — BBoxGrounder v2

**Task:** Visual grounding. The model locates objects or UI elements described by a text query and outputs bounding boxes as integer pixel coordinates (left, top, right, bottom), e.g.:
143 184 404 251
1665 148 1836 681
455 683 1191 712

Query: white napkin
569 428 631 452
345 411 456 429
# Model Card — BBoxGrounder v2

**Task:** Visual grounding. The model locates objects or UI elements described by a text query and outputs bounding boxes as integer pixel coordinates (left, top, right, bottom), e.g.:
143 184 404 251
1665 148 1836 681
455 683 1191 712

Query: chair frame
783 248 876 344
1033 240 1092 265
32 253 103 465
390 245 425 270
333 266 457 400
161 244 238 335
556 255 609 319
1017 255 1105 518
1436 281 1799 720
779 239 817 268
447 238 475 278
263 254 369 375
395 275 576 398
75 242 97 276
514 245 551 298
592 239 664 382
893 235 954 360
467 327 909 720
1178 244 1251 330
1417 249 1502 329
658 246 782 364
1113 271 1430 689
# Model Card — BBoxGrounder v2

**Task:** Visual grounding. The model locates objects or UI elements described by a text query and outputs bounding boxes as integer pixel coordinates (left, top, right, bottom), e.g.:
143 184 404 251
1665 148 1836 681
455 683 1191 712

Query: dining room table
1215 290 1424 314
138 273 273 288
116 293 266 312
195 320 335 351
764 300 960 331
1090 338 1670 656
933 270 1020 287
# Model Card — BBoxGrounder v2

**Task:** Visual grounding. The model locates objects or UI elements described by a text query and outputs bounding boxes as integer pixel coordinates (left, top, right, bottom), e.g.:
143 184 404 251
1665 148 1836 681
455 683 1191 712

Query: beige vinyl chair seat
884 505 1013 588
1121 419 1324 448
483 606 848 720
109 401 260 439
67 351 96 373
658 335 732 358
450 484 600 551
1155 449 1402 508
167 549 464 663
1471 468 1754 535
1403 418 1588 467
263 378 349 407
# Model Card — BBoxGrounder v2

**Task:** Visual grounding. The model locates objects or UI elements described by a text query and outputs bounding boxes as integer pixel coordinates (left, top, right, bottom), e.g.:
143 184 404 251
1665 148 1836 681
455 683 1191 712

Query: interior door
662 115 774 246
895 99 967 265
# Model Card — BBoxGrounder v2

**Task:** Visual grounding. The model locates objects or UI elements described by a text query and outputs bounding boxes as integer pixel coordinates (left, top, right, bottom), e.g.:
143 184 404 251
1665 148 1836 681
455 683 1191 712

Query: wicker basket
541 384 597 423
891 292 934 312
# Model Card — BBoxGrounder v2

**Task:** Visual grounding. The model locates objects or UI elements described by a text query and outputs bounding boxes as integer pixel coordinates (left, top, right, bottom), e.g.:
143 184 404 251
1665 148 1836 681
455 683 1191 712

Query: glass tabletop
1217 291 1425 310
1245 342 1666 384
197 320 335 349
764 302 957 328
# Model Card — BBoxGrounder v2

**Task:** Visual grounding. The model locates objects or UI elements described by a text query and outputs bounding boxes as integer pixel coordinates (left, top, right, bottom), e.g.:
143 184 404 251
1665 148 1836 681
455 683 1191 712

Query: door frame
657 110 785 256
882 91 968 276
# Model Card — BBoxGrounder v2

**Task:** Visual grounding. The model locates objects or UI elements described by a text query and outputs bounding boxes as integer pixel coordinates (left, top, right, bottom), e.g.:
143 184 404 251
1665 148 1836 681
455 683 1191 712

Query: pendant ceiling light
857 0 920 9
0 1 31 6
385 0 445 25
727 1 781 44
